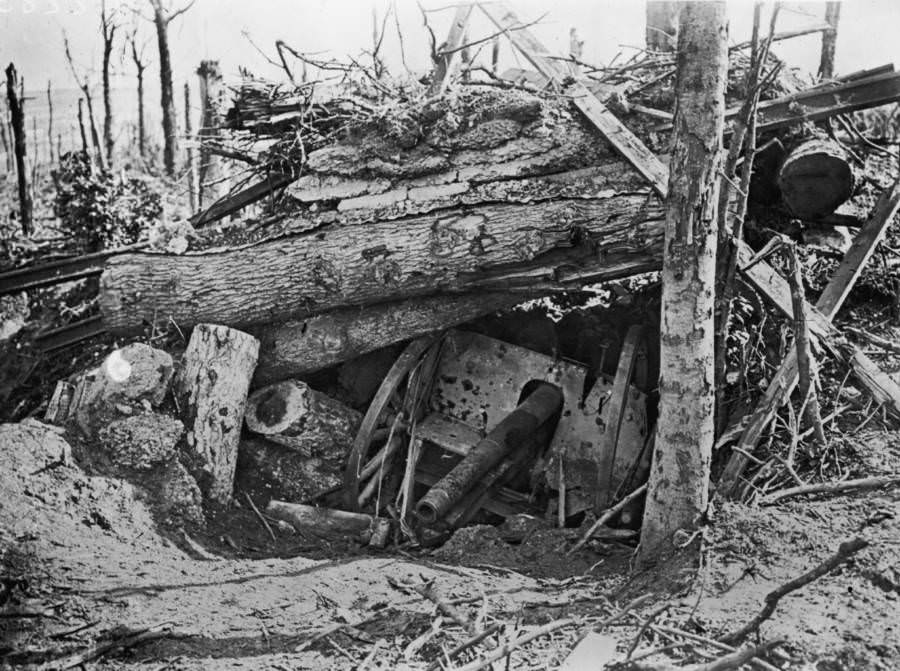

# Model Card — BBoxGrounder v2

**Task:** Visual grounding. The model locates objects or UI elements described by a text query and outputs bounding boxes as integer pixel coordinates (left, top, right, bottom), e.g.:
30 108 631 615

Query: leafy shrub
52 152 162 252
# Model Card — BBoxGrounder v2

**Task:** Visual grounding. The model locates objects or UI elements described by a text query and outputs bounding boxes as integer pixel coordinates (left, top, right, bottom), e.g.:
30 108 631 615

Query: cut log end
778 139 855 219
244 381 310 435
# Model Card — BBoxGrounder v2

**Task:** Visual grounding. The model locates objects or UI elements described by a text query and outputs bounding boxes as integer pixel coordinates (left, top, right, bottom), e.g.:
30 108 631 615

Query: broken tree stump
244 380 361 456
175 324 260 504
778 139 855 219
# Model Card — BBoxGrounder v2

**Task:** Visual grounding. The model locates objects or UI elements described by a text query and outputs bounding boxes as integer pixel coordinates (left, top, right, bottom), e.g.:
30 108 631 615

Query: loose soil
2 419 898 670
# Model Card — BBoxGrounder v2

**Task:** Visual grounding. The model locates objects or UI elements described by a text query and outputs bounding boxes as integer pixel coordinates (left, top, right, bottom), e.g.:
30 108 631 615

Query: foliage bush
52 151 162 252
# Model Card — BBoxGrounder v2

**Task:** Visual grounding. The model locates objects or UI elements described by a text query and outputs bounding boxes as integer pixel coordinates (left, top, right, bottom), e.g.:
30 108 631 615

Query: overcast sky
2 1 899 94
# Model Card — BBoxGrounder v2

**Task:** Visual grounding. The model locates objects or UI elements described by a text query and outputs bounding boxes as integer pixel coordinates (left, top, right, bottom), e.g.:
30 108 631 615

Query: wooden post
183 82 197 212
196 60 225 207
638 1 728 565
175 324 259 505
818 1 841 81
5 63 33 235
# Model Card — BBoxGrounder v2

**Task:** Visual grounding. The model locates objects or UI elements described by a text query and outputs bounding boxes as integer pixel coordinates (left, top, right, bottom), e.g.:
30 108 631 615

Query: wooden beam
718 180 900 496
477 1 669 197
430 4 475 95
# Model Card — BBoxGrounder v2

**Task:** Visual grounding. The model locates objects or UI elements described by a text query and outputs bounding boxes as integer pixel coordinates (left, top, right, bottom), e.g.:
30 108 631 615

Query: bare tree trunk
46 80 54 164
84 89 105 171
184 82 196 211
129 35 147 159
0 117 10 173
150 0 178 176
5 63 33 235
645 1 680 52
100 0 117 165
196 60 225 207
638 1 728 566
77 98 89 154
818 1 841 81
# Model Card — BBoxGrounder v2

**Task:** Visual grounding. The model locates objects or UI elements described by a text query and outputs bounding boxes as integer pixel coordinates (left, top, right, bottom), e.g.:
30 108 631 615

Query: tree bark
77 98 89 153
5 64 33 235
129 35 147 158
100 0 116 165
777 138 854 219
174 324 260 505
184 82 196 211
150 0 178 176
99 194 664 333
197 60 225 207
244 379 361 457
6 63 34 235
818 1 841 81
645 1 680 52
0 118 11 173
84 88 105 171
638 1 728 566
250 291 530 384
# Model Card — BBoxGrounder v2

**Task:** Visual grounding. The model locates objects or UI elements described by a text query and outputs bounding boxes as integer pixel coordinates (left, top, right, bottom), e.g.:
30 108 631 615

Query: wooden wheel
343 335 440 512
594 324 649 512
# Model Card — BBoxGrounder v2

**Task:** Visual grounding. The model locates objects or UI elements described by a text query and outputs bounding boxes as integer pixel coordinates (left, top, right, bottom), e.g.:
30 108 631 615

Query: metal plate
428 330 648 510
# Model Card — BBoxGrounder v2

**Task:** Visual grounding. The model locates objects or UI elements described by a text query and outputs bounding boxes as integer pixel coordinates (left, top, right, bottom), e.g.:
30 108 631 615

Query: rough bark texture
175 324 260 505
250 292 530 384
5 64 32 235
639 1 728 565
150 0 178 176
645 1 680 52
244 380 361 456
197 60 225 207
100 192 663 332
778 138 854 219
818 1 841 81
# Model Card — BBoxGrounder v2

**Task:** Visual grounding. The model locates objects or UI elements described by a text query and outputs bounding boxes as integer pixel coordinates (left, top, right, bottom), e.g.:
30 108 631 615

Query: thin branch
439 14 548 58
165 0 196 25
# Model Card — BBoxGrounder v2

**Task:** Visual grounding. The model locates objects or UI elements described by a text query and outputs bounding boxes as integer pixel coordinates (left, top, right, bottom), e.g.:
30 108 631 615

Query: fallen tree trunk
250 291 531 385
778 139 854 219
100 193 664 333
244 380 361 456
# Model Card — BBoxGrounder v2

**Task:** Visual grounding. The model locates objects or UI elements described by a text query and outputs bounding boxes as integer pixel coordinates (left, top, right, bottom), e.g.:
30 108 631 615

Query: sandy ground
2 419 898 670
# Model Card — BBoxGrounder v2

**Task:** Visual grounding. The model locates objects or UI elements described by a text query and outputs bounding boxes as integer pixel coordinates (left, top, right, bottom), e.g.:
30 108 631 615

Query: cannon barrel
415 382 564 525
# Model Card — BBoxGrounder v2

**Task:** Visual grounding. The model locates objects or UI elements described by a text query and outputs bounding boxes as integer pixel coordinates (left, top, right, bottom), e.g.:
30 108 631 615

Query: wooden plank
430 4 475 95
478 2 669 197
719 182 900 495
190 171 295 227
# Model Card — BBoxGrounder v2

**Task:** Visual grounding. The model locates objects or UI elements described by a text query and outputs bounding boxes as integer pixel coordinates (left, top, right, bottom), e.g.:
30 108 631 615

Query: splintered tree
645 1 680 52
638 1 729 565
148 0 195 176
101 0 118 164
64 33 106 170
5 63 33 234
127 29 149 159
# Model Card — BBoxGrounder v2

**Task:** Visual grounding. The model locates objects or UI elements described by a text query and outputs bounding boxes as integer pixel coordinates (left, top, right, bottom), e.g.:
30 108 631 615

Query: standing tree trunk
129 33 148 159
818 1 841 81
63 35 106 170
77 98 89 154
0 114 11 173
645 1 680 52
150 0 179 176
46 80 54 164
184 82 196 211
196 60 225 207
100 0 117 165
638 1 728 566
5 63 33 235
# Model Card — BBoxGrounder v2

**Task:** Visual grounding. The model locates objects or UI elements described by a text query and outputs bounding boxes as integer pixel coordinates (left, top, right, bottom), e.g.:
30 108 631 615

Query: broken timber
719 179 900 497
